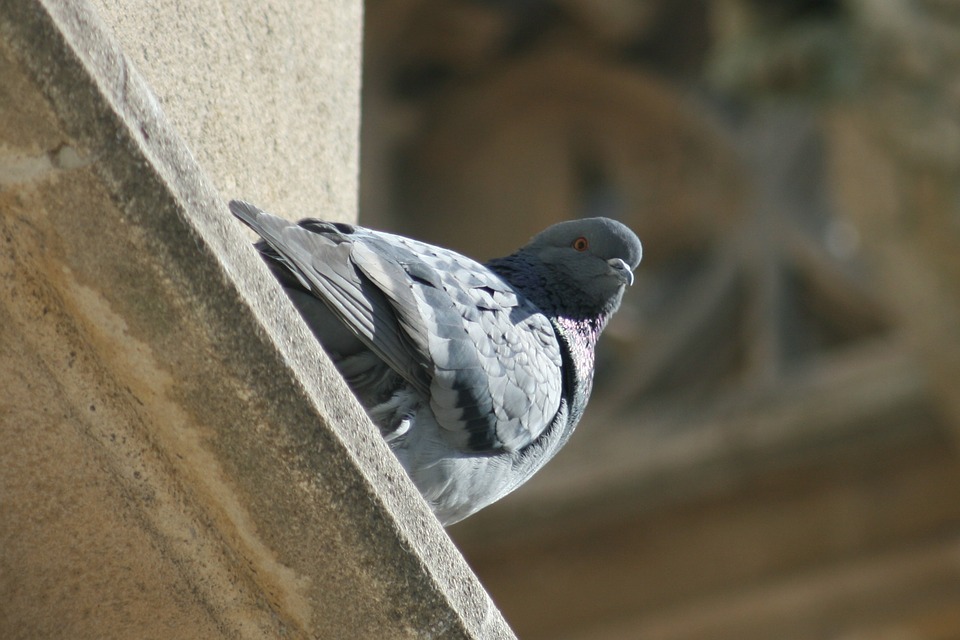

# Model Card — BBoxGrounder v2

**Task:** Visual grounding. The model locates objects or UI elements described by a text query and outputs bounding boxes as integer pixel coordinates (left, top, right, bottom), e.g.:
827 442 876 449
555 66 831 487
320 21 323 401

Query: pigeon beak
607 258 635 286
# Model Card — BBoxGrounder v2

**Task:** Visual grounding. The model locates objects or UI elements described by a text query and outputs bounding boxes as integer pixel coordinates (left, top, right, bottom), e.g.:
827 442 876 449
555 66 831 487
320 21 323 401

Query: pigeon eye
572 237 589 251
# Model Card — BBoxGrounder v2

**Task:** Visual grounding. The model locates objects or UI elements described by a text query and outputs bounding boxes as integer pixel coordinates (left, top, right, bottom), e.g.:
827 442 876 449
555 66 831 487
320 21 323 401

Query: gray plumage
230 200 641 525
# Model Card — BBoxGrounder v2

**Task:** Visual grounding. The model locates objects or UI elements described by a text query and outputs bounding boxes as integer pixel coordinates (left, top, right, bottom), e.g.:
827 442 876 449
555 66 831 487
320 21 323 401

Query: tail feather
229 199 313 290
228 199 263 228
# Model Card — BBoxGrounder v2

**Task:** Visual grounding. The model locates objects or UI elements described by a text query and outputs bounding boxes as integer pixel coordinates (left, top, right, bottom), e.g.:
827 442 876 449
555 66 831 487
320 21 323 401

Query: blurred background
358 0 960 638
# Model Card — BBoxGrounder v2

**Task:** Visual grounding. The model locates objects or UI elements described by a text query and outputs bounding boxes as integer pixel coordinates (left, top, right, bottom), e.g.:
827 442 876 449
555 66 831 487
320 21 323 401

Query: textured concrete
87 0 364 220
0 0 513 638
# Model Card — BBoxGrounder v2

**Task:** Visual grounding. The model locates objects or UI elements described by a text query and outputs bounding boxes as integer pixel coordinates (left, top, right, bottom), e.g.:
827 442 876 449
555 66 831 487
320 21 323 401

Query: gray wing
230 201 563 452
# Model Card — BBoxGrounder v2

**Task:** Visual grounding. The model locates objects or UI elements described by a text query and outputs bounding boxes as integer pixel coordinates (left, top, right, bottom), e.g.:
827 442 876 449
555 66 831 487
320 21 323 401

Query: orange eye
572 236 589 251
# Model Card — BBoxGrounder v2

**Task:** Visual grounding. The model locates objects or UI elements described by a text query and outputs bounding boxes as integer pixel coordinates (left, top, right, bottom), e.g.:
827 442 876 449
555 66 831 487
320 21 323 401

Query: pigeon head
525 217 642 315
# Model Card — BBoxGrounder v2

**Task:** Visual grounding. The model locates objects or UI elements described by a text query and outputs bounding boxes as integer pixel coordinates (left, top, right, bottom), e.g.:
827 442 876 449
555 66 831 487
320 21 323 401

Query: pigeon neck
486 253 615 330
550 315 600 431
487 252 607 416
485 253 545 301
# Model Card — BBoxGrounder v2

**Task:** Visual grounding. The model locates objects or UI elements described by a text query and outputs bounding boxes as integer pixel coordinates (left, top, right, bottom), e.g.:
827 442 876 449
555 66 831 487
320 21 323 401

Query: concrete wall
0 1 513 638
86 0 363 219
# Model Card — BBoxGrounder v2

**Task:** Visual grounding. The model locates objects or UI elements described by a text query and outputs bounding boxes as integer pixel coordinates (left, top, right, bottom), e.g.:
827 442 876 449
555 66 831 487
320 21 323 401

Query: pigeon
230 200 641 525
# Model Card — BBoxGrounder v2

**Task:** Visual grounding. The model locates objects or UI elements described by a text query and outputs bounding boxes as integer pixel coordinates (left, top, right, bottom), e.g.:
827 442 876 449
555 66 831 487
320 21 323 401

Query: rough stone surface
0 1 513 638
86 0 364 221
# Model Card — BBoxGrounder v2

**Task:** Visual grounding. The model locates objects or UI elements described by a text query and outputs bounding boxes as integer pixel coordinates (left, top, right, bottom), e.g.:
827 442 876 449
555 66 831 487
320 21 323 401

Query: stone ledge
0 0 513 637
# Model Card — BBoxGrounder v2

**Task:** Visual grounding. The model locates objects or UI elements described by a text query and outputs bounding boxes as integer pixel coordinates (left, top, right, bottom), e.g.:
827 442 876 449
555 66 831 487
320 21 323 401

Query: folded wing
230 201 563 453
